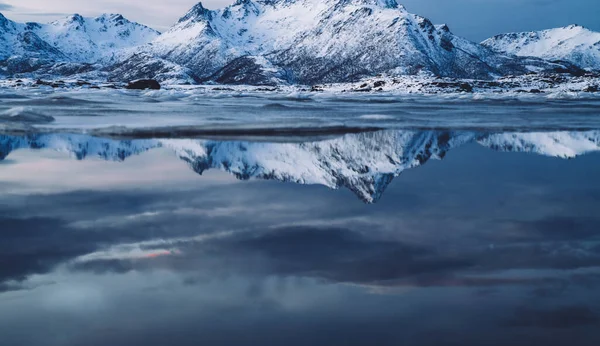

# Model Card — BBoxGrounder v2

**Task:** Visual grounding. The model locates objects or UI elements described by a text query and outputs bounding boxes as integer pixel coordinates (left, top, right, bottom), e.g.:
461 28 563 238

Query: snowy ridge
1 130 599 202
482 25 600 71
478 131 600 159
0 12 159 64
38 14 160 63
117 0 572 84
1 2 594 84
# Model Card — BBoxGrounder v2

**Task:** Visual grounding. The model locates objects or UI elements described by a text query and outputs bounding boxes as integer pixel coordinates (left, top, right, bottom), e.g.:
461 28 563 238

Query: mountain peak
436 24 451 32
67 13 85 24
179 2 213 23
565 24 583 29
143 0 571 84
0 10 160 64
560 24 594 33
482 25 600 70
360 0 400 9
0 12 8 26
96 13 125 21
0 12 16 32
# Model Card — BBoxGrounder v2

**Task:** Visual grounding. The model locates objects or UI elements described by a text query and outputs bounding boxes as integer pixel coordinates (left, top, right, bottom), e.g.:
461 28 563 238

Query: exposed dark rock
34 79 66 88
201 56 283 86
373 80 386 88
35 79 53 86
550 62 587 77
439 37 454 51
428 81 472 92
583 85 599 92
458 82 473 92
107 53 199 84
126 79 161 90
474 81 501 88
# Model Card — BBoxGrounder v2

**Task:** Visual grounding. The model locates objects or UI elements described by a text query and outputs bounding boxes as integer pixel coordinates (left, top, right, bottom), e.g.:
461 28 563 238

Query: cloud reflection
1 130 600 345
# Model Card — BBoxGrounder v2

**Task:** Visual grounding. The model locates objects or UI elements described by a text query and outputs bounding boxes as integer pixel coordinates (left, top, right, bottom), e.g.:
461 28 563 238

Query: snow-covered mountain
1 2 595 84
0 13 65 61
482 25 600 71
116 0 571 84
34 13 160 63
1 130 598 202
0 12 159 76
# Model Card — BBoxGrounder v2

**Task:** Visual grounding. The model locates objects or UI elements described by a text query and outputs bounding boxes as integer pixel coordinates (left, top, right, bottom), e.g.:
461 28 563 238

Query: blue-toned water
1 91 600 346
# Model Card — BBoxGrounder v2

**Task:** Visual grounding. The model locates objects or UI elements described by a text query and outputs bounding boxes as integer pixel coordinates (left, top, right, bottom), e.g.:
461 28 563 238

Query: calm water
0 127 599 346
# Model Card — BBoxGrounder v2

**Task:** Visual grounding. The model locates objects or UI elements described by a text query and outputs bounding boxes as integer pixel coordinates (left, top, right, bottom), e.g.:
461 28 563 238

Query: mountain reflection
1 130 600 346
1 130 599 202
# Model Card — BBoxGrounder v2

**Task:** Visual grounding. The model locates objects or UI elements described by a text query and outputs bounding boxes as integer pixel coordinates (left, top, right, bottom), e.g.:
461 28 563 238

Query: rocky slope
1 1 597 85
482 25 600 71
1 130 598 202
120 0 572 85
0 12 159 77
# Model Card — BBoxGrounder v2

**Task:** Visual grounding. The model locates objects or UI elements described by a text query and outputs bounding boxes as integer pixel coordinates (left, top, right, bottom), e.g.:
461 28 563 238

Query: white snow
0 13 159 63
2 1 599 84
479 131 600 158
138 0 542 83
482 25 600 70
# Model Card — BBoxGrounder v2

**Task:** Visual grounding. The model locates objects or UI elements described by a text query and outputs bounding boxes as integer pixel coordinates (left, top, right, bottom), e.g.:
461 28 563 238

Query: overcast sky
1 0 599 41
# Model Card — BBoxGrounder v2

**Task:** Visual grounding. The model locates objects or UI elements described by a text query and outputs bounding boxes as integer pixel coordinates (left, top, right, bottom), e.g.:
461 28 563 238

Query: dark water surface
1 128 600 346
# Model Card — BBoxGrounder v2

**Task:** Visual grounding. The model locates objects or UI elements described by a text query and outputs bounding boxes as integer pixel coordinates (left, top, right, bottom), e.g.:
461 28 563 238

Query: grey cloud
0 217 85 283
67 221 600 292
2 172 600 293
507 305 600 329
508 216 600 242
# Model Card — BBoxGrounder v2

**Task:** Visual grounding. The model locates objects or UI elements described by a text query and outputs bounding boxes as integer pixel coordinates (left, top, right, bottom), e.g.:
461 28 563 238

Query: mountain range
0 12 159 78
1 0 599 85
482 25 600 71
1 130 599 202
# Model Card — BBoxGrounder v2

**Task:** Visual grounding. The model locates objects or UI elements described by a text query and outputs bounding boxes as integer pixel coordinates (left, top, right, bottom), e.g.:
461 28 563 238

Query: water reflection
1 130 600 345
1 130 599 202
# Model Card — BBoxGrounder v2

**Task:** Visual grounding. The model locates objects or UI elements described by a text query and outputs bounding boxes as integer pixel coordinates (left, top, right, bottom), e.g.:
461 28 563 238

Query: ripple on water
0 106 55 124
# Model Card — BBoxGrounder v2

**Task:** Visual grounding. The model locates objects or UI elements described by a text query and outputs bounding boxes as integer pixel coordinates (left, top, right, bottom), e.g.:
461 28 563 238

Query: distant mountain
0 13 66 61
482 25 600 71
1 130 599 203
0 12 159 76
115 0 572 84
